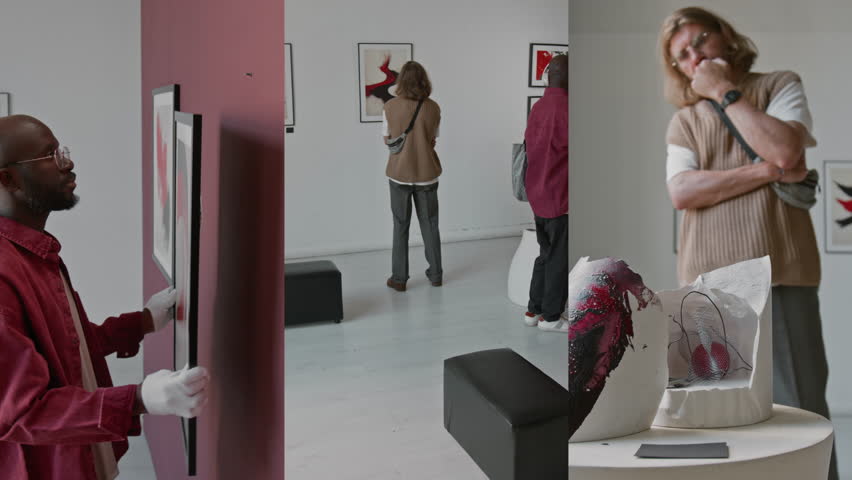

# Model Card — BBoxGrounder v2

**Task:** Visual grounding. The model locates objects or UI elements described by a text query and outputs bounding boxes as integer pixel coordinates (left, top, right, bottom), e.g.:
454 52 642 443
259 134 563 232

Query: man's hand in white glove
139 366 210 418
143 287 177 333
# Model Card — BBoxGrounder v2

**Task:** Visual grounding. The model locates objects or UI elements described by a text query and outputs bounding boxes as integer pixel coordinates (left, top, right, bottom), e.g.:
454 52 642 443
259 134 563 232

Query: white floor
285 236 567 479
106 236 850 479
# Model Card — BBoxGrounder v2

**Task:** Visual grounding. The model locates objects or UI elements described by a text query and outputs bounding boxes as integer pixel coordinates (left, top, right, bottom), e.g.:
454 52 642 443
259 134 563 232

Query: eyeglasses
671 31 710 68
7 146 72 169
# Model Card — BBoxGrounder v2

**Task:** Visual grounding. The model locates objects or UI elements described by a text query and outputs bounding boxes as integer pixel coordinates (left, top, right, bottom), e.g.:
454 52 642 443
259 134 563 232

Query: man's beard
20 176 79 215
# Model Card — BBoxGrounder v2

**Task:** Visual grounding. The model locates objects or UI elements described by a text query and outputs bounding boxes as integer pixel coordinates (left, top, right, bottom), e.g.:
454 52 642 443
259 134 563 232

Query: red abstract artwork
536 51 553 81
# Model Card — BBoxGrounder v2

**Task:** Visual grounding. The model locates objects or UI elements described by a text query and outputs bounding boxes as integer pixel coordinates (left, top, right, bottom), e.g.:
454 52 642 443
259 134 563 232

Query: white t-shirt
382 111 441 186
665 81 817 182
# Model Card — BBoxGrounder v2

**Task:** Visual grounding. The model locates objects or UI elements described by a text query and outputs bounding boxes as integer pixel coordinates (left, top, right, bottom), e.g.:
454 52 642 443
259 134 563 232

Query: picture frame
0 92 9 117
673 208 683 254
152 85 179 283
824 160 852 253
529 43 569 87
527 95 542 118
285 43 295 128
358 43 413 123
174 111 202 475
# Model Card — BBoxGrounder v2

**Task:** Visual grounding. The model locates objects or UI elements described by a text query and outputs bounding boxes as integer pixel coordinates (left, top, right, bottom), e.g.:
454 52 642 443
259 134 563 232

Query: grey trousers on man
389 180 442 284
772 286 837 480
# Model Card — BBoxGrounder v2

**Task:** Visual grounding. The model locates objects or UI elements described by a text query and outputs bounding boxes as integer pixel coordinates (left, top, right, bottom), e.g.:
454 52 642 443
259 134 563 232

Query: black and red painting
825 160 852 253
358 43 412 123
152 85 179 283
528 43 568 88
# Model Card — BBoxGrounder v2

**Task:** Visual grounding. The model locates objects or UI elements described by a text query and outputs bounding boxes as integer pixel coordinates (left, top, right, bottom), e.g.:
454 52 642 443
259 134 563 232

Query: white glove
141 366 210 418
145 287 177 331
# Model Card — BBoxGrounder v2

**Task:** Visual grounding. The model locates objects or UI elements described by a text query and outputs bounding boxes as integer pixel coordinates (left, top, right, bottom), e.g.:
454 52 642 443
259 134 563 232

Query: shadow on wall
213 120 284 479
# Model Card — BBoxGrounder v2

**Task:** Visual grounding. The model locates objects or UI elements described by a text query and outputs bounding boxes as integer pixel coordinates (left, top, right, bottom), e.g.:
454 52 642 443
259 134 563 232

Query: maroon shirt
0 216 144 479
524 87 568 218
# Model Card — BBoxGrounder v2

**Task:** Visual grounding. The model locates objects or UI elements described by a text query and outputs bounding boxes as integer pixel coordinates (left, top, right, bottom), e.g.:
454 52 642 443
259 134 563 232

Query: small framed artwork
0 93 9 116
673 208 684 254
358 43 413 123
174 111 202 475
824 160 852 253
527 96 542 118
529 43 569 87
152 85 180 283
285 43 295 128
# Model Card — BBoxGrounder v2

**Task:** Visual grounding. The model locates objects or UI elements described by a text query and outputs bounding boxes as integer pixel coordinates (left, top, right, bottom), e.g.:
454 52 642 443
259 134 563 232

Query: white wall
571 0 852 413
0 2 141 330
284 0 569 258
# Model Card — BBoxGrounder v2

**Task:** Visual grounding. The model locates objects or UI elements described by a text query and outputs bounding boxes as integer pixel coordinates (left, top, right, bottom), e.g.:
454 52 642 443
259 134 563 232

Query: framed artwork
527 95 542 118
285 43 295 128
174 111 202 475
0 93 9 116
673 208 683 254
152 85 179 283
358 43 413 123
824 160 852 253
529 43 569 87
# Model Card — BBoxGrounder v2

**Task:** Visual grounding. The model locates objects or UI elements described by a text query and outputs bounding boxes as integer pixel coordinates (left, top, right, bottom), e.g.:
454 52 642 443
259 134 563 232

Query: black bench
444 348 569 479
284 260 343 325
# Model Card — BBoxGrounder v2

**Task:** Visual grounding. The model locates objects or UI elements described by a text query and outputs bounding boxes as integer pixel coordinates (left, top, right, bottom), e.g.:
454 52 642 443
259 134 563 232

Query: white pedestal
569 405 834 480
507 229 538 307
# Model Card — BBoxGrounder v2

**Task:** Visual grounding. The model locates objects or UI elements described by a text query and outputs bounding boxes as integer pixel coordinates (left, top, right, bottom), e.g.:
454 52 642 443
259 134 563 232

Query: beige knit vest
667 70 820 286
384 97 442 183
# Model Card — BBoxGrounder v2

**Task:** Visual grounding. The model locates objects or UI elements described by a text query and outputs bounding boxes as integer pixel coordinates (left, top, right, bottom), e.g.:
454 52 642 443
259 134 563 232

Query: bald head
547 54 568 91
0 115 55 168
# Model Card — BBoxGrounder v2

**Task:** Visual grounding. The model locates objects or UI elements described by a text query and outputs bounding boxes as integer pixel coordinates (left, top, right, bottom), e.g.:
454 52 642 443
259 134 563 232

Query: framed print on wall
824 160 852 253
527 95 542 118
285 43 295 128
174 111 202 475
529 43 569 87
358 43 413 123
152 85 180 283
0 92 9 116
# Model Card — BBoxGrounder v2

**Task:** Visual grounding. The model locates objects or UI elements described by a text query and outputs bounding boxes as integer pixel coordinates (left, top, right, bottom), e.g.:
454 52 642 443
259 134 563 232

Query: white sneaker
538 318 569 333
523 312 541 326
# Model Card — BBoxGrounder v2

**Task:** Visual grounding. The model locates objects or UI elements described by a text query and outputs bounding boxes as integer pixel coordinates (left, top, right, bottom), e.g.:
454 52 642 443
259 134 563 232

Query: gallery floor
106 236 849 479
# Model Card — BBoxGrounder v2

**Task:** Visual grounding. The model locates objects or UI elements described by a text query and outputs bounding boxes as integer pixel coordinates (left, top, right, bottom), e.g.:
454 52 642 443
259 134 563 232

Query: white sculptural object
568 257 669 442
653 256 772 428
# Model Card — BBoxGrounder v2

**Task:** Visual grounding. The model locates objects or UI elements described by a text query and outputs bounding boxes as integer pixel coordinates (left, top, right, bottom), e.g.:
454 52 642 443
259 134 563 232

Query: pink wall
141 1 284 478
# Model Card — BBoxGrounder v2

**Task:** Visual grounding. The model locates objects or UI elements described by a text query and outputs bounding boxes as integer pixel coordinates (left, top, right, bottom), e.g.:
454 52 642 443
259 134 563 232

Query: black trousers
528 214 568 322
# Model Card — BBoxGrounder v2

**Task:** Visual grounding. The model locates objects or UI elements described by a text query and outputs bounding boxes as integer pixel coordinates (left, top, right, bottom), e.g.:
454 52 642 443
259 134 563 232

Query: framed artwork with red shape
152 85 179 283
824 160 852 253
529 43 568 88
358 43 413 123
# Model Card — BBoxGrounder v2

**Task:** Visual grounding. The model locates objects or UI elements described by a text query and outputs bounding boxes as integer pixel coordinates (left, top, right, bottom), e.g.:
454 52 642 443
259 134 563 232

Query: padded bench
444 348 569 480
284 260 343 325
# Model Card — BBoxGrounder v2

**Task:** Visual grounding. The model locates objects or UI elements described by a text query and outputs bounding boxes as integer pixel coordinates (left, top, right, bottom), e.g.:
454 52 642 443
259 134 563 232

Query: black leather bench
284 260 343 325
444 348 569 479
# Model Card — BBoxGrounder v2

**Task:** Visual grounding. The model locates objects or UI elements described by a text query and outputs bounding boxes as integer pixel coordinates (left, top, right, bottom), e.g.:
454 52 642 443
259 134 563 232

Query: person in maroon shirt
522 54 569 333
0 115 210 479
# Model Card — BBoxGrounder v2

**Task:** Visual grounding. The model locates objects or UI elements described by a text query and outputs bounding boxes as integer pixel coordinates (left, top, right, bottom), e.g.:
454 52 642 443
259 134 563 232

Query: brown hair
659 7 758 108
394 61 432 101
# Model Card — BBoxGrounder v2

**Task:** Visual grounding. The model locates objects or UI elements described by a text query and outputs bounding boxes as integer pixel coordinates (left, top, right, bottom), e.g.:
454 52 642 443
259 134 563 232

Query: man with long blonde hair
660 7 835 479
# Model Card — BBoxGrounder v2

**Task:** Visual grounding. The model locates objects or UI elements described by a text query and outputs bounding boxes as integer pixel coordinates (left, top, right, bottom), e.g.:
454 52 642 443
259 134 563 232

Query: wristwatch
720 89 742 110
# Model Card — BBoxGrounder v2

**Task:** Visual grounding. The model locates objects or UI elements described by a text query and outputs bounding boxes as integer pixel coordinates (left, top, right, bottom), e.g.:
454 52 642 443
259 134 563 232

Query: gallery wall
0 1 142 386
284 0 569 258
570 0 852 413
142 0 284 478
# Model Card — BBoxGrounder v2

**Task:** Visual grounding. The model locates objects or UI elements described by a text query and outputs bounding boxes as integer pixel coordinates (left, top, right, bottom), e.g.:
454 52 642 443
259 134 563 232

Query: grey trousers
389 180 442 283
772 286 837 480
